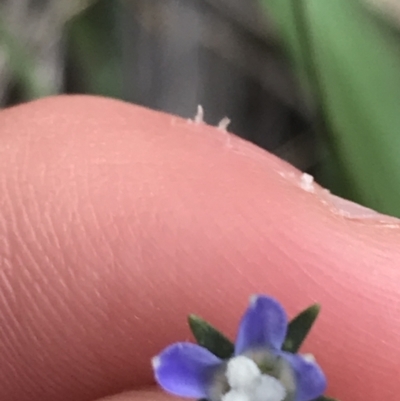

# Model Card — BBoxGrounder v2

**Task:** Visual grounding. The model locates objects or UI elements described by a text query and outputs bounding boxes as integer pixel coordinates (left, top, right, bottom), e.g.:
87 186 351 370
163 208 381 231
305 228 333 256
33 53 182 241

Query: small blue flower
152 295 327 401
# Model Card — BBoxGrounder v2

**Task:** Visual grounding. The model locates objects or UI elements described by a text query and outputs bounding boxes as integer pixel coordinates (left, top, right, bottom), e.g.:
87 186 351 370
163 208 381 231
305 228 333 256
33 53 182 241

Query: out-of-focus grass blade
0 16 52 99
261 0 400 216
67 0 122 98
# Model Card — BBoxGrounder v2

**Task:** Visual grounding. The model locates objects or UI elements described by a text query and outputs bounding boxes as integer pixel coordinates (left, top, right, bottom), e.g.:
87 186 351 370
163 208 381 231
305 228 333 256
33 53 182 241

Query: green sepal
188 314 235 359
283 304 321 353
314 396 339 401
198 393 337 400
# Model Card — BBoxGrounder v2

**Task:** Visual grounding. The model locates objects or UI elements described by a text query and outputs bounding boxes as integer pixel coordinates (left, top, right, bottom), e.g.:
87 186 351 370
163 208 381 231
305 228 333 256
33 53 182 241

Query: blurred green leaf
261 0 400 216
0 17 51 99
283 303 320 353
188 314 235 359
67 0 122 97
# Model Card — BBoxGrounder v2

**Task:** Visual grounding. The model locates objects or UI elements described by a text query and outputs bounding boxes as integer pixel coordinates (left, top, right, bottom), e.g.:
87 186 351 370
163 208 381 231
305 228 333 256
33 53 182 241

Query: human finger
0 96 399 401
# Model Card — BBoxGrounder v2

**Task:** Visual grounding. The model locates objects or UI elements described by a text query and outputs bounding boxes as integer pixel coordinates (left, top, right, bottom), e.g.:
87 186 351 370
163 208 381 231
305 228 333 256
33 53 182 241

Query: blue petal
280 352 327 401
235 295 288 354
152 342 223 398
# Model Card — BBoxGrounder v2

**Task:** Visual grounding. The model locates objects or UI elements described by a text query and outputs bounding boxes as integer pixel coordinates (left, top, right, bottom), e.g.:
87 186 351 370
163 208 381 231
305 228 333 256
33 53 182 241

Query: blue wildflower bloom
152 295 327 401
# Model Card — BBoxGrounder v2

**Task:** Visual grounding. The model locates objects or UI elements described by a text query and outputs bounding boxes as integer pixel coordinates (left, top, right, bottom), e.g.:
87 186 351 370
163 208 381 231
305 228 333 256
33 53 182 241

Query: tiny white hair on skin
300 173 315 192
194 105 204 124
218 117 231 131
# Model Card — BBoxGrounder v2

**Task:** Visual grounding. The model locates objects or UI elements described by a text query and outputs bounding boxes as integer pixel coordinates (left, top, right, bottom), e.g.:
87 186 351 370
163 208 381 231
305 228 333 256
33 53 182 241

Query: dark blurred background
2 0 400 216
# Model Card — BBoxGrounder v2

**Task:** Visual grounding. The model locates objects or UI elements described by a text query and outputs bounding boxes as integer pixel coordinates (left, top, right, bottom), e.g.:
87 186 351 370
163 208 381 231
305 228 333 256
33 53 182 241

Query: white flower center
226 356 261 389
222 356 287 401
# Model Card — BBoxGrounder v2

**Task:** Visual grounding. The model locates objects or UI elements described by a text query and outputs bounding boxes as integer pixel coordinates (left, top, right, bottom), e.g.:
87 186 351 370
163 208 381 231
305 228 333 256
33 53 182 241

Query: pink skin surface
0 95 400 401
